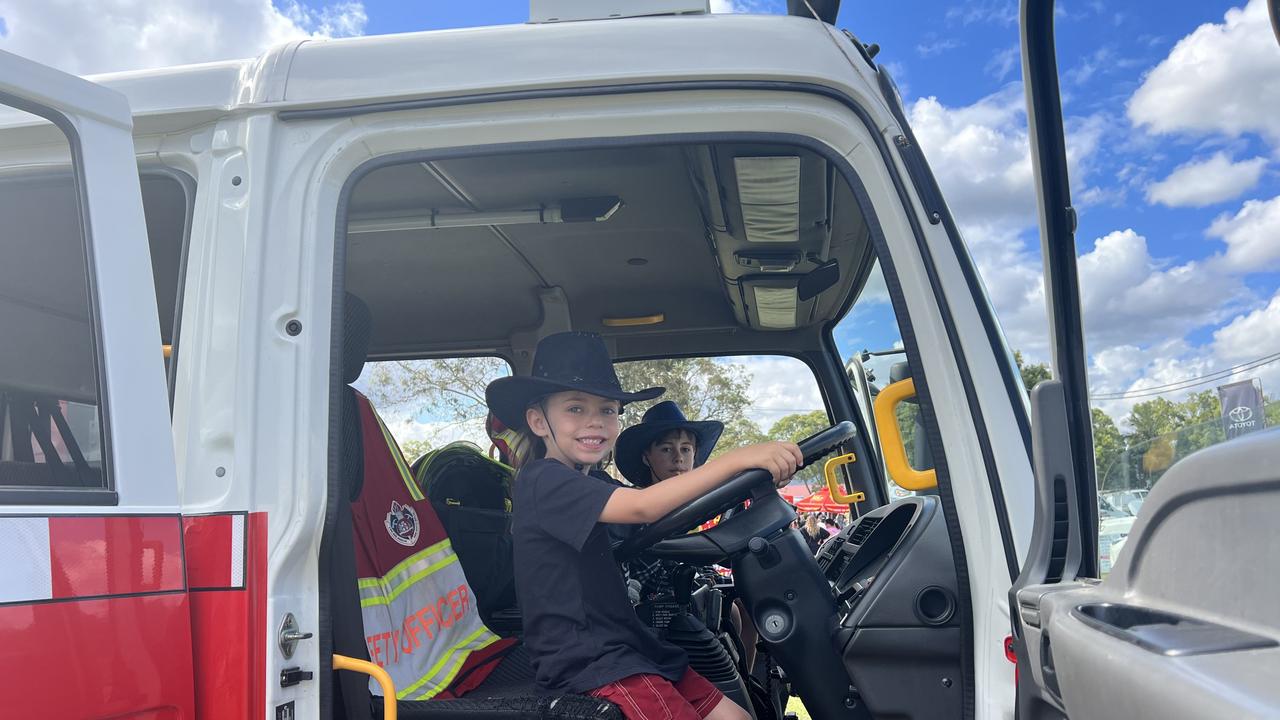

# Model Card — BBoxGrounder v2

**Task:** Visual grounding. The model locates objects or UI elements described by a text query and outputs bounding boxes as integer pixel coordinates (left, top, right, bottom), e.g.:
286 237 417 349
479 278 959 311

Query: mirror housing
797 258 839 301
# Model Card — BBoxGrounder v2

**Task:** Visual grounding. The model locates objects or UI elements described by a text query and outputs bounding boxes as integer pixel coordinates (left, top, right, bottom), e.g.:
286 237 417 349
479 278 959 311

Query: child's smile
530 391 622 467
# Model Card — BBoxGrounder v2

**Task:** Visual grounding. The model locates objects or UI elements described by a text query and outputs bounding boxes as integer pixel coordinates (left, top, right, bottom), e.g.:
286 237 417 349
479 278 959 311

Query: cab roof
55 13 883 134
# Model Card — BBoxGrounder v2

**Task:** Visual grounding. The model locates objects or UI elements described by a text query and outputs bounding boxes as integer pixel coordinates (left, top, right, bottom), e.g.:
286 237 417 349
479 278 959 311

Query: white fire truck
1 1 1276 719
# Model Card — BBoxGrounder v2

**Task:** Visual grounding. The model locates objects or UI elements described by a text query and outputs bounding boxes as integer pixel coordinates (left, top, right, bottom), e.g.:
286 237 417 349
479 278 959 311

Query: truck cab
2 2 1275 719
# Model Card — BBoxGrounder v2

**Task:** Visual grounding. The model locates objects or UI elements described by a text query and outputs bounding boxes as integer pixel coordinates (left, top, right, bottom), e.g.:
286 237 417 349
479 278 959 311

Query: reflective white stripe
358 539 454 607
230 513 245 588
361 558 495 699
0 518 52 603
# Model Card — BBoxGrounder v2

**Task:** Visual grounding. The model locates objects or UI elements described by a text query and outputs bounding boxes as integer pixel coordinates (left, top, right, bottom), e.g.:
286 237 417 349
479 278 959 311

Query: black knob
748 537 768 554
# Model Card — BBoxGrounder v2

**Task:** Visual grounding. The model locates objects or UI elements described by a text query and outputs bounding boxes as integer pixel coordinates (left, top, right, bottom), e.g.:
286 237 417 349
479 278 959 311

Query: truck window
0 108 107 493
354 356 513 461
139 170 194 389
831 260 932 501
614 355 828 495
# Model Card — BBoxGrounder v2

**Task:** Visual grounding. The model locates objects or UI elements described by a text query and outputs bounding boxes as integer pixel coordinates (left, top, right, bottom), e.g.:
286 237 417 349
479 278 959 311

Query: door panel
0 49 194 717
1012 1 1280 716
1016 431 1280 718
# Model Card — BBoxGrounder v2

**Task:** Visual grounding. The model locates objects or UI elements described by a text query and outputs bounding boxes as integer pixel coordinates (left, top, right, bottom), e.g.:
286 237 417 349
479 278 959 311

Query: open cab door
1011 2 1280 717
0 51 195 716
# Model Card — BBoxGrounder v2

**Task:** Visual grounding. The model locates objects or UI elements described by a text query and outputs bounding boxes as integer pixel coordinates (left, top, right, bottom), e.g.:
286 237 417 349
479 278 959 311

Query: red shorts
589 668 725 720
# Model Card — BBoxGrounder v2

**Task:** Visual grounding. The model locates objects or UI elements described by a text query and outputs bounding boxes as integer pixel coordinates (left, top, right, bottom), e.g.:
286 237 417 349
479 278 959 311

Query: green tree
717 417 767 457
1014 350 1051 393
615 357 756 431
1092 408 1126 492
362 355 762 457
766 410 830 491
364 356 509 424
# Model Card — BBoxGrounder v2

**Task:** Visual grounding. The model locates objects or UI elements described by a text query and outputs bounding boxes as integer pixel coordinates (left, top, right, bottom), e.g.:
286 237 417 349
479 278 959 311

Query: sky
2 0 1278 432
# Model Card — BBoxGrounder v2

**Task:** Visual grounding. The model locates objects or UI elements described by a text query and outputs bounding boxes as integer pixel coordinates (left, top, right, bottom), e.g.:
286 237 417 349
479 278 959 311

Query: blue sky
3 0 1277 427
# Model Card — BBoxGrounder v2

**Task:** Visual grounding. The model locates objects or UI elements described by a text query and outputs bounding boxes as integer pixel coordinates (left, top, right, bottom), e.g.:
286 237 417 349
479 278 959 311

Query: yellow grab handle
334 654 397 720
872 378 938 491
823 453 865 504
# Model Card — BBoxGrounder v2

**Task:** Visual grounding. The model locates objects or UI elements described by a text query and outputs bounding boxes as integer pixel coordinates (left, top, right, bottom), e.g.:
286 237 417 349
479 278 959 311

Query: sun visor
733 156 801 243
738 275 817 331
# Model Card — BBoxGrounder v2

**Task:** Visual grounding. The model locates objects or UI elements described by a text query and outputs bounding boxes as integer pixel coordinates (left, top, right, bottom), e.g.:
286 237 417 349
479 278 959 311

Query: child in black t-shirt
486 332 801 720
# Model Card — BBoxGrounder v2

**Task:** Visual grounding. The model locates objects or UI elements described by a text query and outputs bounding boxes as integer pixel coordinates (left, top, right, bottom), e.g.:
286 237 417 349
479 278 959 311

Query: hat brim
615 418 724 487
485 375 664 430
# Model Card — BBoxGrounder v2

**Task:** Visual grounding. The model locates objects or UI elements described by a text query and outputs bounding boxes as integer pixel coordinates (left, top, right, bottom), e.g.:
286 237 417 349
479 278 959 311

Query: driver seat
329 293 621 720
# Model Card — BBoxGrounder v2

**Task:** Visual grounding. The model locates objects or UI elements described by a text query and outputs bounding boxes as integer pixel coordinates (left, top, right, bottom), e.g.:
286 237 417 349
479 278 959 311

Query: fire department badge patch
384 500 420 546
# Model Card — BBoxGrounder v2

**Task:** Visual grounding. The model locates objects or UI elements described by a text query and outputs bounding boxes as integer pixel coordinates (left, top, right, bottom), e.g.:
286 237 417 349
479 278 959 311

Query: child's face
642 429 696 483
527 391 621 468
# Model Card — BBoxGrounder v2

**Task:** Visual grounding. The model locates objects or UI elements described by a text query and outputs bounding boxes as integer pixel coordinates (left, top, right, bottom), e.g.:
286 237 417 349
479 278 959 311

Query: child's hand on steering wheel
722 441 804 485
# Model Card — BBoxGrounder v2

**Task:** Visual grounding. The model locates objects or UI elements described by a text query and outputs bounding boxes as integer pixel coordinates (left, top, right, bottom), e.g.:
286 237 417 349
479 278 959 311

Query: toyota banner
1217 379 1266 440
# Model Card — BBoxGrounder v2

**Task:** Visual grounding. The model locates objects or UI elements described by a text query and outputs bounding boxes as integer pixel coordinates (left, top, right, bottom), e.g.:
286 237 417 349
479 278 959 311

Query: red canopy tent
778 483 811 503
794 487 850 514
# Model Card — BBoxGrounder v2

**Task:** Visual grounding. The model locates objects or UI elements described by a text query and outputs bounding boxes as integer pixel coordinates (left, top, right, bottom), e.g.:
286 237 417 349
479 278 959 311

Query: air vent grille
1046 474 1070 584
848 516 881 545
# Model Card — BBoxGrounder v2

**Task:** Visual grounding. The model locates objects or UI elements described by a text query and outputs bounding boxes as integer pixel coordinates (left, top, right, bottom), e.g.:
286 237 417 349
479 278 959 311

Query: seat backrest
331 294 512 712
411 443 517 627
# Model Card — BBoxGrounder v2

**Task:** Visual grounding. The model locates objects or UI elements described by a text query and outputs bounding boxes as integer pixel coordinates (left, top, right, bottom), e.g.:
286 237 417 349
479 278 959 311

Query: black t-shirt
513 458 688 694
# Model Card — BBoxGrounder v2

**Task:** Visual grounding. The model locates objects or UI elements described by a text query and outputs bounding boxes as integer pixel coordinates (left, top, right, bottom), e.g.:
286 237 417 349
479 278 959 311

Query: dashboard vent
1046 474 1070 584
848 516 881 545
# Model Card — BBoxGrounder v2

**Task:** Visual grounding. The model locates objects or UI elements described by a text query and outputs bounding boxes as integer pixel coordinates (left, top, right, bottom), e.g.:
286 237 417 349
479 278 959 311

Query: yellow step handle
872 378 938 491
823 453 865 504
334 654 397 720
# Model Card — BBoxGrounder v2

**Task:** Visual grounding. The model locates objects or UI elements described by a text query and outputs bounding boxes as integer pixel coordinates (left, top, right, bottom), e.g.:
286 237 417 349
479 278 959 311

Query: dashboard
816 496 967 720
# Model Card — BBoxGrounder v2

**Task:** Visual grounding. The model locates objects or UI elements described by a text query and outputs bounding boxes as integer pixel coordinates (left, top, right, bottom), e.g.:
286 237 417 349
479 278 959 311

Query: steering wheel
615 421 857 558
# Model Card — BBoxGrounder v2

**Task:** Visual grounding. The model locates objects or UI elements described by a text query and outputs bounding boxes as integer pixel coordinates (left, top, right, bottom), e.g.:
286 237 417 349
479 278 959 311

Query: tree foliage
765 410 830 490
1014 350 1051 393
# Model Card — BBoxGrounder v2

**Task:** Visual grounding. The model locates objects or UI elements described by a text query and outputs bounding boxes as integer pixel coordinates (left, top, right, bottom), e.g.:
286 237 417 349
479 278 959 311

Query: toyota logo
1229 406 1253 423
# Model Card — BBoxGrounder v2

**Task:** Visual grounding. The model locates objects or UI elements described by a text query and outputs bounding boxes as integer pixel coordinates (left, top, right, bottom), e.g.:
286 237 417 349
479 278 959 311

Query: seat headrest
343 293 372 385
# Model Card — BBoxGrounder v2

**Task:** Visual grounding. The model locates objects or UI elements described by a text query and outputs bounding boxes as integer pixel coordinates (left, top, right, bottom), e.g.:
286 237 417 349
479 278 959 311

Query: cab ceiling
344 143 874 361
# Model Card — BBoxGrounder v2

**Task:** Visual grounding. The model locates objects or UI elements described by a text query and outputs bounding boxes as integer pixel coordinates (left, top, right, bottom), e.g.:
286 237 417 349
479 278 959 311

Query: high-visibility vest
350 390 513 700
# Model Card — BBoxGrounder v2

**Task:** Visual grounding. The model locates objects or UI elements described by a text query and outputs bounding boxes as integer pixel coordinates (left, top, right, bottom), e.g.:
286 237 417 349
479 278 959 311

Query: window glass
354 356 513 461
615 355 826 494
0 106 106 491
831 261 929 500
1038 4 1280 576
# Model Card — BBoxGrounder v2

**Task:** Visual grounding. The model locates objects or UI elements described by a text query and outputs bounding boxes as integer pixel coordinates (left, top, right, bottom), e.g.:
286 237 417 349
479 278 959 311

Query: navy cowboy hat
615 401 724 487
485 331 663 430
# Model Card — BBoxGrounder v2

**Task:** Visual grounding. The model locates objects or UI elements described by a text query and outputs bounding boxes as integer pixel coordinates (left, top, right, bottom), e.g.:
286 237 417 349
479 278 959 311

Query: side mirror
797 258 839 301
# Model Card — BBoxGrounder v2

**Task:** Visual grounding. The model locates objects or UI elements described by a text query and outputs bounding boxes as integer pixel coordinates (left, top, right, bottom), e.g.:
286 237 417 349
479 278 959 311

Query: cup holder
914 585 955 626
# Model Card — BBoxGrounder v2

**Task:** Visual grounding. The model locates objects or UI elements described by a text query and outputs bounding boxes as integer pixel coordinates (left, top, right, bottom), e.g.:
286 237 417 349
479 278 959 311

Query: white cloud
1206 195 1280 272
907 86 1037 232
0 0 366 76
1128 0 1280 145
1077 229 1251 350
724 356 824 431
945 0 1018 26
904 87 1109 357
985 44 1019 82
1089 286 1280 425
709 0 755 12
1212 292 1280 366
1145 152 1268 207
917 38 962 57
385 414 489 457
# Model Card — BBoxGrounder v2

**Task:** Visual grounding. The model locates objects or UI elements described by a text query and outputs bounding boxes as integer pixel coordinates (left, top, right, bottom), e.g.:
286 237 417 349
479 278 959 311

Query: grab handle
334 654 397 720
872 378 937 491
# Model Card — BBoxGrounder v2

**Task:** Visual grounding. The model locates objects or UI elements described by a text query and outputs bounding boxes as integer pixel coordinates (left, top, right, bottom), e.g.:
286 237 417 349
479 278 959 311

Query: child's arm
600 441 803 524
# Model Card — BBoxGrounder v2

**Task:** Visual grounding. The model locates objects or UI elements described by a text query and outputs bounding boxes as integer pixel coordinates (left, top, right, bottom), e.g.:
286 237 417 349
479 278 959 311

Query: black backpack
411 442 516 627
